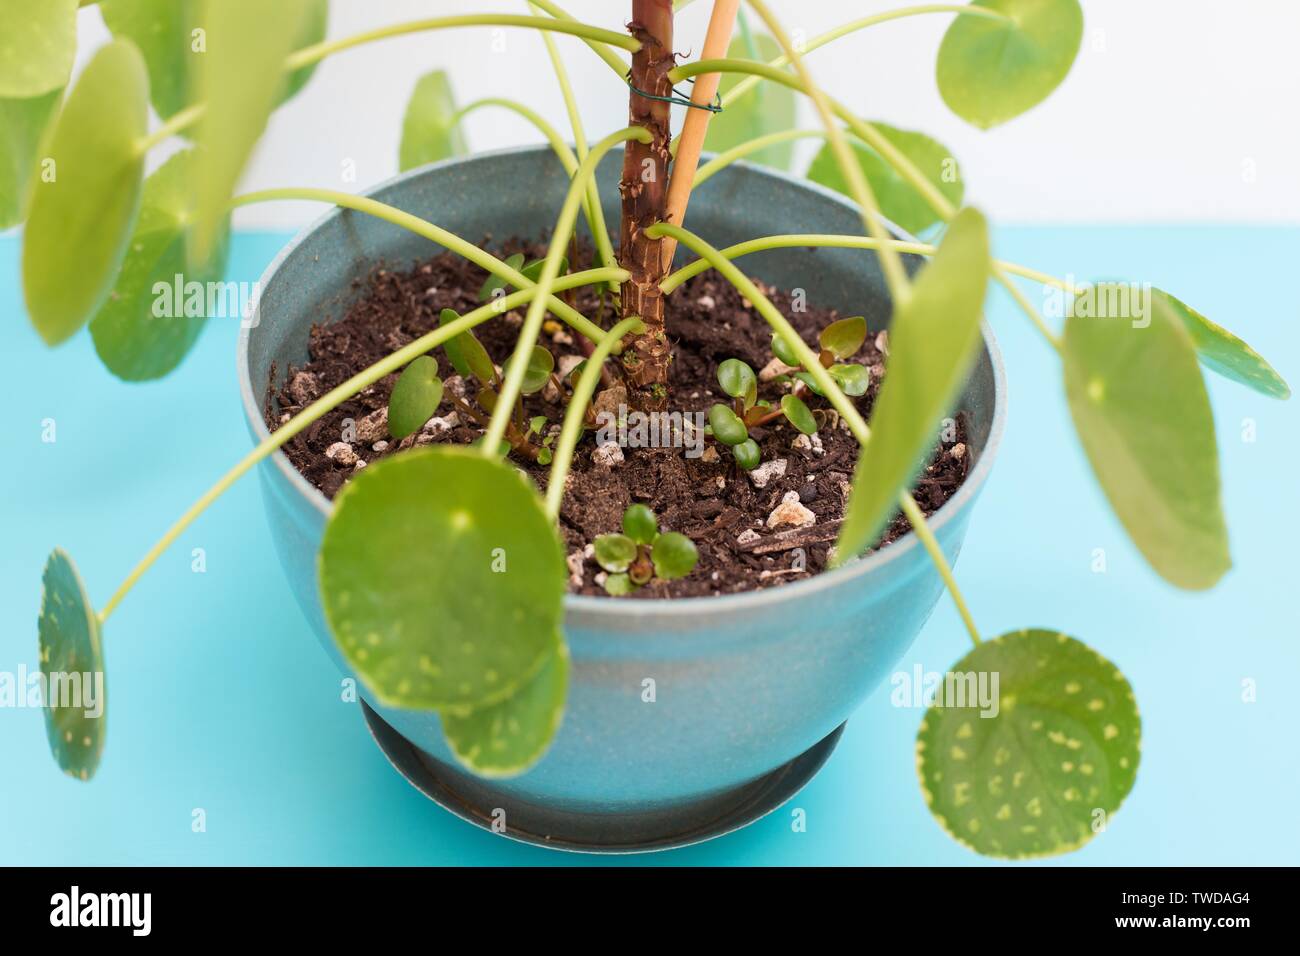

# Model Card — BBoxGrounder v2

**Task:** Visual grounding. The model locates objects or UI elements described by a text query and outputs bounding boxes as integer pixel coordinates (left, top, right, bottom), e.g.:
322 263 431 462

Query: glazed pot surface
239 146 1006 816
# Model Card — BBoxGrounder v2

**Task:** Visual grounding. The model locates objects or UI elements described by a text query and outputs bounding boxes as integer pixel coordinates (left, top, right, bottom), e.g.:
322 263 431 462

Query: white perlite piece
767 491 815 530
700 446 720 464
950 442 966 460
736 528 762 546
422 414 458 438
566 550 585 587
592 441 625 467
354 407 388 443
748 458 788 489
325 442 358 466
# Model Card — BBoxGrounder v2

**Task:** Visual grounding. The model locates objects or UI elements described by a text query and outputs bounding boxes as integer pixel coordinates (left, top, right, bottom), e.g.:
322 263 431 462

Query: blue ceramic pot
239 146 1006 832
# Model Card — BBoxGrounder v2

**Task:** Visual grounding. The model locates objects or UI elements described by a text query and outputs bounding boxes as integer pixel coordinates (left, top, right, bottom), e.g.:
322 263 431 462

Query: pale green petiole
692 129 827 186
229 187 608 345
649 220 982 648
545 316 646 521
97 268 625 624
482 126 651 455
526 0 631 78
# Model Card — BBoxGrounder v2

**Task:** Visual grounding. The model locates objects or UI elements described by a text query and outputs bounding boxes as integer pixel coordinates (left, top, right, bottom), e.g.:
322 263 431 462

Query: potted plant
13 0 1288 857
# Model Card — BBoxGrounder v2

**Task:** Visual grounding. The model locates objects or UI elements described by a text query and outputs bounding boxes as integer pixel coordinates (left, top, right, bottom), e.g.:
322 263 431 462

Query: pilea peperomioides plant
13 0 1289 858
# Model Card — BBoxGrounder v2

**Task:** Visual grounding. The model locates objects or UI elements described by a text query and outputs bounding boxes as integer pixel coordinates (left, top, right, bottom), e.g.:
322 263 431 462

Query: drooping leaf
622 504 658 545
520 345 555 395
936 0 1084 130
1153 288 1290 400
101 0 328 122
0 88 61 229
917 629 1140 859
651 532 698 580
37 549 106 782
732 438 761 470
708 403 748 446
319 448 566 711
88 150 231 381
704 33 796 170
1063 284 1230 590
836 207 990 562
479 253 525 302
807 124 964 236
771 331 802 368
22 40 148 346
399 69 468 172
387 356 444 439
781 394 817 435
440 643 568 778
192 0 312 265
0 0 78 98
594 534 637 574
818 315 868 360
440 308 496 385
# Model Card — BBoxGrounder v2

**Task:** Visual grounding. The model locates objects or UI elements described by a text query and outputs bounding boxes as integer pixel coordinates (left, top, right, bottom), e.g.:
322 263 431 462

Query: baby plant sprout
594 504 699 595
14 0 1292 862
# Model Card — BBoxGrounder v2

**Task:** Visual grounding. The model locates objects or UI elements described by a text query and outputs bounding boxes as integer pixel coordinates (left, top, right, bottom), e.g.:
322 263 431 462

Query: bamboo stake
659 0 740 271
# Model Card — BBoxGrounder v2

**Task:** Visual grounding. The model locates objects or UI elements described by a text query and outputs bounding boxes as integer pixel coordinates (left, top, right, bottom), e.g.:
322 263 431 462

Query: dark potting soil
265 238 971 599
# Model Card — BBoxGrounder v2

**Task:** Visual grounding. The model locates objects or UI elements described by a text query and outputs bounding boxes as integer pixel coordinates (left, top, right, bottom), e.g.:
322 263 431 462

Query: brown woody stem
619 0 675 412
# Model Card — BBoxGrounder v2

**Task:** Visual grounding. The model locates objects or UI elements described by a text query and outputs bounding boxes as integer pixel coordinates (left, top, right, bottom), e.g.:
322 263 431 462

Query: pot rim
237 144 1007 619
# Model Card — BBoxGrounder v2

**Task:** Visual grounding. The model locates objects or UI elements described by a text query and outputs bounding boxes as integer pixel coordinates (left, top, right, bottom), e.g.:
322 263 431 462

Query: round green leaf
520 345 555 396
1063 284 1229 590
818 315 868 360
917 629 1140 859
837 207 990 562
807 125 964 237
22 40 148 346
320 448 566 711
772 331 802 368
828 363 871 397
704 33 796 170
387 356 444 439
603 573 634 596
37 548 106 782
0 0 78 98
780 394 818 435
102 0 328 122
622 504 658 545
593 533 637 574
192 0 313 265
651 532 698 580
479 253 525 302
732 438 761 471
1153 287 1290 400
936 0 1084 130
717 358 757 404
399 69 468 172
88 150 231 381
0 87 61 230
708 403 748 446
441 643 568 778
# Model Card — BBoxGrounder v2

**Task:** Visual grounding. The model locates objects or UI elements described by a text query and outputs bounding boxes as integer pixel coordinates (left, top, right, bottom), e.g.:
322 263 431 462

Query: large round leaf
319 447 566 712
399 70 468 171
441 643 568 778
37 549 106 782
89 150 231 381
102 0 327 122
917 629 1140 859
192 0 312 265
0 0 78 98
0 88 61 229
704 33 796 170
1155 287 1290 400
936 0 1083 130
1063 285 1230 590
836 207 990 562
22 39 148 346
807 123 964 236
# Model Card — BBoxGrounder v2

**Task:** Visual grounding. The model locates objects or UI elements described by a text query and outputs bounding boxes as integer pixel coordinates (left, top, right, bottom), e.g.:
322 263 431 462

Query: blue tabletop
1 225 1296 866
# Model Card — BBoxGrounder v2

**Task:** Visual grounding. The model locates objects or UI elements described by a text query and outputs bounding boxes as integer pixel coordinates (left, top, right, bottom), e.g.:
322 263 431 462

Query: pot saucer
361 701 845 854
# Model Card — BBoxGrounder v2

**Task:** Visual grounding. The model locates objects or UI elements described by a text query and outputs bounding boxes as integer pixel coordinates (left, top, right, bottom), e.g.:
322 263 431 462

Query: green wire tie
625 73 723 112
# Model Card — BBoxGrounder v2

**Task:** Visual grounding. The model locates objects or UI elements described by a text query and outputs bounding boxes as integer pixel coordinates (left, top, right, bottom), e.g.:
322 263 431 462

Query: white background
75 0 1300 228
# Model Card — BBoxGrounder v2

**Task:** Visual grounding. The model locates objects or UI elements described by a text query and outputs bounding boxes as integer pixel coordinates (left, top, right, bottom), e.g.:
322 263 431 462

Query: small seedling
594 504 699 595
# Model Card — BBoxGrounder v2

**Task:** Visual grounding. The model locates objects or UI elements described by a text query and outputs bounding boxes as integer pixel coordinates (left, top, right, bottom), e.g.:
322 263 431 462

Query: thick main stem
620 0 675 412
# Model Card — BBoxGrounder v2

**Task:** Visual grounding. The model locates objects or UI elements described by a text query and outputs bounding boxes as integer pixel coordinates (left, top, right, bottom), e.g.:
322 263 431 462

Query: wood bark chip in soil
266 239 971 599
